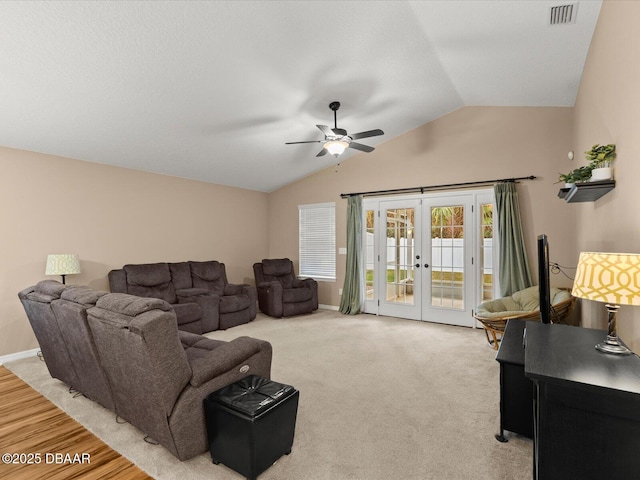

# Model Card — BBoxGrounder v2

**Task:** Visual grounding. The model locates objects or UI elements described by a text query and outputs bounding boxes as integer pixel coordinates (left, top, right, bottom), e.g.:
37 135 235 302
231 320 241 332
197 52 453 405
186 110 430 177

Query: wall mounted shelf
558 180 615 203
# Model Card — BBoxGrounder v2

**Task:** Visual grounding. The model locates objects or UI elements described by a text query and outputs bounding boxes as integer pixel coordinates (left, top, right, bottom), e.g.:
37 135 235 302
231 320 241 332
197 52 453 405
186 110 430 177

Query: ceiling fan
286 101 384 158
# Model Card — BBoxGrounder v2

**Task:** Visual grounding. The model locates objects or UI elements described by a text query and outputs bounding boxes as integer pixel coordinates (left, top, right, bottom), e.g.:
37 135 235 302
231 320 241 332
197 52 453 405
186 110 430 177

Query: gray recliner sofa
109 260 257 333
51 285 115 411
18 281 273 461
19 280 116 411
18 280 82 391
87 293 272 460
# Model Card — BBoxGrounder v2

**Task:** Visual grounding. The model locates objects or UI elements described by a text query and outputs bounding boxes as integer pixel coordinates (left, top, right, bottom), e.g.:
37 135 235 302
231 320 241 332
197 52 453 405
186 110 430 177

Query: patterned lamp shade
45 254 81 276
572 252 640 306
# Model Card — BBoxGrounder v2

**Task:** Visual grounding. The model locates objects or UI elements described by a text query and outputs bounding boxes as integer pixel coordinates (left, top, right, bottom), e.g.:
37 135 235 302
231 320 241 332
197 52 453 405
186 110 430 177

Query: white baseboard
319 304 339 311
0 348 40 366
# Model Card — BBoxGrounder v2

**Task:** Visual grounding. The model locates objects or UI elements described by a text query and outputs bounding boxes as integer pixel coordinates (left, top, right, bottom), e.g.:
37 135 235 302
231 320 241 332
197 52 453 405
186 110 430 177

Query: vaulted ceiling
0 1 601 192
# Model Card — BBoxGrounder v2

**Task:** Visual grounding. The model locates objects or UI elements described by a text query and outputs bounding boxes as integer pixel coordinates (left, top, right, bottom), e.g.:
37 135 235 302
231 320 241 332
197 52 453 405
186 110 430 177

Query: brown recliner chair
253 258 318 317
86 292 272 461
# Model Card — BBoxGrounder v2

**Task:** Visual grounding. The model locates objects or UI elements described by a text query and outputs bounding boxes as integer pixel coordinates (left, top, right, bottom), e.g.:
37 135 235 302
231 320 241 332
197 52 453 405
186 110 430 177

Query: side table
204 375 299 480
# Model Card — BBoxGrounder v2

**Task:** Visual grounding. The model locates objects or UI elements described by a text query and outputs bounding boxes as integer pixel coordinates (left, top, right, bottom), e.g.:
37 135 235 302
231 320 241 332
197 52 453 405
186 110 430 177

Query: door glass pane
431 205 464 309
480 203 494 301
386 208 415 305
365 210 375 300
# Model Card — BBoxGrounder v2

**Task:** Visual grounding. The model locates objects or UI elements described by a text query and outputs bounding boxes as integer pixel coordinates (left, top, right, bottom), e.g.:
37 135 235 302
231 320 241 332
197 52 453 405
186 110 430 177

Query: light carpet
4 310 532 480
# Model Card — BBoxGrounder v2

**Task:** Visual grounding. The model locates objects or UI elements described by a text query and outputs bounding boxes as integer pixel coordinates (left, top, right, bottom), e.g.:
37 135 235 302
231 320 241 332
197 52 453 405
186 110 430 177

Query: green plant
572 165 594 182
585 144 616 168
556 172 576 184
557 164 593 184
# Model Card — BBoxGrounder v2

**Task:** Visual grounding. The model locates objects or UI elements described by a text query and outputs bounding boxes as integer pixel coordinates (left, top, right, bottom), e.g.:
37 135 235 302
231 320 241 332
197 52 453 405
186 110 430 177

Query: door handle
424 264 429 268
415 264 421 268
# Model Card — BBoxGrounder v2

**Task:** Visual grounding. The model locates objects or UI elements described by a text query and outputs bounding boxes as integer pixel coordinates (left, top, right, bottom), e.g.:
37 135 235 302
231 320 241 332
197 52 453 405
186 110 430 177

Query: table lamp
572 252 640 355
45 254 81 285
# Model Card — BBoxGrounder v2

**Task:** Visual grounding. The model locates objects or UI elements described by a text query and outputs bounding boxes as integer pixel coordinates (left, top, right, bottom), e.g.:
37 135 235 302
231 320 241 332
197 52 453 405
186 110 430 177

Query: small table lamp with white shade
572 252 640 355
45 254 81 285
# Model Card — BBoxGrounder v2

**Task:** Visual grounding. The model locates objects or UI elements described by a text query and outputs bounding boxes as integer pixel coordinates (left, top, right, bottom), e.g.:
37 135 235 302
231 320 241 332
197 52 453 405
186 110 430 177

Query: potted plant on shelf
584 144 616 181
557 171 576 188
557 165 593 188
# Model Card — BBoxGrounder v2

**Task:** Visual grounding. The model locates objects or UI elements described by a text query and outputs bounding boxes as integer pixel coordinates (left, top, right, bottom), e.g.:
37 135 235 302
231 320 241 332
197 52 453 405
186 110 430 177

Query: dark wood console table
524 321 640 480
495 319 533 441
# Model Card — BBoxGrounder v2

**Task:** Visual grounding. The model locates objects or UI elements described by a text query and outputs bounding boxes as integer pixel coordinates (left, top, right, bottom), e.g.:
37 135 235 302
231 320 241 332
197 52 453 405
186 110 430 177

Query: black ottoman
204 375 299 480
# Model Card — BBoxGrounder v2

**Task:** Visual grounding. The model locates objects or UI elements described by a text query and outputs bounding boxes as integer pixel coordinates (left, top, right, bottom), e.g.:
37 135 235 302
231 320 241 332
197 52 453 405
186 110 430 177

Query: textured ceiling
0 1 602 192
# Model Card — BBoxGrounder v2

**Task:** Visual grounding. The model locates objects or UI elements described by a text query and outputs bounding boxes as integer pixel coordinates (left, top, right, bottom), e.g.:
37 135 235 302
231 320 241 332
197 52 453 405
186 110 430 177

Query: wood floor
0 366 153 480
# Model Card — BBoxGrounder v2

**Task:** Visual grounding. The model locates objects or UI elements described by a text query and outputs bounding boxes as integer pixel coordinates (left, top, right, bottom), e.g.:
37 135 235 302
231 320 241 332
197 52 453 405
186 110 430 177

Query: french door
363 190 496 328
376 198 422 320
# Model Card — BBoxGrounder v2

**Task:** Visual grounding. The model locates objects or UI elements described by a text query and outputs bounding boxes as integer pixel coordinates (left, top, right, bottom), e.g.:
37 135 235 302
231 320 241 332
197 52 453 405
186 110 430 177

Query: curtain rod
340 175 537 199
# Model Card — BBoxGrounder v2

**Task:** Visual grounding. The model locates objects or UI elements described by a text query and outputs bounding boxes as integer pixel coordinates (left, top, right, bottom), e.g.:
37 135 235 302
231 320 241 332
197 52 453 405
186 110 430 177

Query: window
480 202 494 302
299 202 336 281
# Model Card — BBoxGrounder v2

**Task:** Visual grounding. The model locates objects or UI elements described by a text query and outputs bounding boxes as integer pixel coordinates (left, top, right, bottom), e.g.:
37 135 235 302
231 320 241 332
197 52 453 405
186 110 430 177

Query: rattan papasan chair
474 286 577 349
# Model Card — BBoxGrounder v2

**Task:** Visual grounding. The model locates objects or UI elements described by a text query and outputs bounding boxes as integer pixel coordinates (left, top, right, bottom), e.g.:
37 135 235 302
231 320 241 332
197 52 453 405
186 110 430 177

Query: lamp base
595 341 632 355
594 304 632 355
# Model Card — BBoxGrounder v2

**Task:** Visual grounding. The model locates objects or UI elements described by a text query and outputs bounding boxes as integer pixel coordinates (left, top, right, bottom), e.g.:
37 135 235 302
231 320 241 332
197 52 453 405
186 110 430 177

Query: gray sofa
51 285 115 411
109 260 257 334
18 280 85 393
18 280 273 461
19 281 117 411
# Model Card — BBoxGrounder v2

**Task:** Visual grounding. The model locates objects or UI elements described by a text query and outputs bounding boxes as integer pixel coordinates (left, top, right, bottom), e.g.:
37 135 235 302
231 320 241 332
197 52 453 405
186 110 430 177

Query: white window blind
299 202 336 280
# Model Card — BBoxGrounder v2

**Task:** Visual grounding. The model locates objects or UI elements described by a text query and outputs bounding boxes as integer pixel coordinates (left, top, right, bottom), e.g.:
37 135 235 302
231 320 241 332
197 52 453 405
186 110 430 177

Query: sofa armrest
293 277 315 288
294 278 318 310
189 336 268 387
257 281 280 291
255 282 283 317
181 293 220 332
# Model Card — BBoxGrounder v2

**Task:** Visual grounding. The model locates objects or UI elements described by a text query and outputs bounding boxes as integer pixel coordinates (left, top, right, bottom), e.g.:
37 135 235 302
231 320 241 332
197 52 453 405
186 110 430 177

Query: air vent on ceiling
550 3 577 25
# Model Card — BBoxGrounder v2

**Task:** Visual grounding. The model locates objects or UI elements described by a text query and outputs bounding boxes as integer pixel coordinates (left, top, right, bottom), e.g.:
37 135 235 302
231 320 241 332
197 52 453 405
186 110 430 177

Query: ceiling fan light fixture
324 140 349 157
286 101 383 158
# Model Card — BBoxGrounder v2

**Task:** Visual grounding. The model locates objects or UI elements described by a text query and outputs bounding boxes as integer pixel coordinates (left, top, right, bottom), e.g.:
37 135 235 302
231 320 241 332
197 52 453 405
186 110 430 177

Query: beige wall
268 106 576 310
269 1 640 354
572 0 640 352
0 146 269 356
5 0 639 357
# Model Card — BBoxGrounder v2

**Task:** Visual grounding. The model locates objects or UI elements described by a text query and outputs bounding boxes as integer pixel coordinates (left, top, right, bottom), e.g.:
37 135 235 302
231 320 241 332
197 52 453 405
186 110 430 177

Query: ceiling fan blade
316 125 334 137
349 142 375 153
285 140 323 145
350 129 384 140
316 147 328 157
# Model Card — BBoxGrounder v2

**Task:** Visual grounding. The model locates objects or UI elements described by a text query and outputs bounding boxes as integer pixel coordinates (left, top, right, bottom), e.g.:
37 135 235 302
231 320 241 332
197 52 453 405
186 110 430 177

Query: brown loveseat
253 258 318 317
109 261 257 333
18 280 273 461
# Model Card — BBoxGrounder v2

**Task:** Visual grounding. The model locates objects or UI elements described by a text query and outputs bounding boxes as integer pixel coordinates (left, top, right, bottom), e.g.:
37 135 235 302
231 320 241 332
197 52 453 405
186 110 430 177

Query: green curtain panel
339 195 362 314
494 182 532 297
